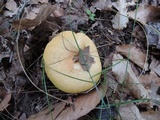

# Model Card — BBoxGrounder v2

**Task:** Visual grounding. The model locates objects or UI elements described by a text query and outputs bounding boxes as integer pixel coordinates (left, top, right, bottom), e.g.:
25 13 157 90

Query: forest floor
0 0 160 120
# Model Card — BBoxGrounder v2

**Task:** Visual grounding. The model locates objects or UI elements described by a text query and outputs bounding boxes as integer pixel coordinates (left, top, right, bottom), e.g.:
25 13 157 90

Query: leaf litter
0 88 11 111
127 5 160 24
117 104 144 120
112 53 149 99
13 4 57 30
145 22 160 49
116 44 149 71
27 85 107 120
1 0 160 119
111 0 135 29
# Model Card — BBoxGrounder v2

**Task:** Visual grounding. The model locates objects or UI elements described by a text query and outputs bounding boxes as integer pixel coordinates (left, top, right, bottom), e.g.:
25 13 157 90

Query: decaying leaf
30 0 49 4
112 0 135 11
12 4 56 30
27 102 66 120
150 56 160 76
116 44 148 71
138 70 160 107
4 0 18 17
61 0 88 30
117 104 144 120
62 14 88 30
52 7 64 17
5 0 17 11
111 0 135 29
112 54 149 99
73 46 95 71
150 81 160 107
0 0 4 7
0 88 11 111
0 19 11 35
145 22 160 49
141 109 160 120
0 68 6 81
56 85 106 120
19 113 27 120
27 85 107 120
127 5 160 24
111 12 129 30
138 70 160 88
25 6 41 20
141 0 160 6
103 52 114 67
132 25 145 39
91 0 112 11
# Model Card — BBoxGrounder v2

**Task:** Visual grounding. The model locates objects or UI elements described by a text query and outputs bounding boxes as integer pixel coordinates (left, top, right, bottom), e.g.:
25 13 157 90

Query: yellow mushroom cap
43 31 102 93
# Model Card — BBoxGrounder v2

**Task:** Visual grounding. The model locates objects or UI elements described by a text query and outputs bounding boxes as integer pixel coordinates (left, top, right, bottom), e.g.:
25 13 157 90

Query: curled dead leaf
116 44 148 71
12 4 56 30
112 54 149 99
127 5 160 24
56 85 106 120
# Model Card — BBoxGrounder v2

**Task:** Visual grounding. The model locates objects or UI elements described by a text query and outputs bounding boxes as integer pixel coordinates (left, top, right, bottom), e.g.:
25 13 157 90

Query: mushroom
43 31 102 93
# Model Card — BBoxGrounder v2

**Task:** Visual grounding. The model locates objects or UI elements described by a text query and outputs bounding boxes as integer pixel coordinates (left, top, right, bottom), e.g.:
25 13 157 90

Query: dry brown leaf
56 85 106 120
116 44 148 71
150 56 160 76
30 0 48 4
103 52 114 67
27 102 66 120
0 19 11 35
92 0 112 10
138 70 160 87
111 0 135 29
19 113 27 120
117 104 144 120
0 89 11 111
0 0 4 7
27 85 107 120
138 70 160 107
144 22 160 49
127 5 160 24
111 12 129 30
132 25 145 39
53 7 64 17
112 54 149 99
25 6 41 20
4 0 18 17
73 46 95 71
5 0 17 11
141 110 160 120
12 4 56 30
